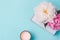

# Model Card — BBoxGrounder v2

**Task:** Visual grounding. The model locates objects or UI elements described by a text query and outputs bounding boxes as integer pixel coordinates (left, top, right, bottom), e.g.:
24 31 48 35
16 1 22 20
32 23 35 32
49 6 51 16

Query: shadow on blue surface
30 31 36 40
55 30 60 36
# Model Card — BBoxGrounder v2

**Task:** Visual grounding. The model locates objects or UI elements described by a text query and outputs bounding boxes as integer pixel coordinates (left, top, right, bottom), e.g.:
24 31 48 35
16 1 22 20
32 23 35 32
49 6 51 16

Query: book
31 14 57 35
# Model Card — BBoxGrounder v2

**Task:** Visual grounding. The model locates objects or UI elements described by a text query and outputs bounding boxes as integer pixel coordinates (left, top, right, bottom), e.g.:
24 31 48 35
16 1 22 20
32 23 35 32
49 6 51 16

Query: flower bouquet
32 2 60 35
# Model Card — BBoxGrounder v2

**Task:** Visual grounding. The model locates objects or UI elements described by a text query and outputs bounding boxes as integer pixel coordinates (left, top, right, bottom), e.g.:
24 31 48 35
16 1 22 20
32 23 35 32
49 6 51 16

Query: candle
20 30 31 40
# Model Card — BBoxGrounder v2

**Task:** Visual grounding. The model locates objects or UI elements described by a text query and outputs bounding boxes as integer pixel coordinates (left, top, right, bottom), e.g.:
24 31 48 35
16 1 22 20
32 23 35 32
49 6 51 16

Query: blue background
0 0 60 40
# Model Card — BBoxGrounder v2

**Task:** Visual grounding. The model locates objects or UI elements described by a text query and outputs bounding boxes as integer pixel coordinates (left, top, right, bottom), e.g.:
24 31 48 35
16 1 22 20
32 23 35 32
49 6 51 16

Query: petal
53 18 58 23
48 22 54 29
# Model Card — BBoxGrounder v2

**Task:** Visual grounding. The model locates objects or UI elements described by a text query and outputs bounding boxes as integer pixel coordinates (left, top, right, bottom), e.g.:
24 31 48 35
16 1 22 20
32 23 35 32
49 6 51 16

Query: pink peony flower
47 14 60 30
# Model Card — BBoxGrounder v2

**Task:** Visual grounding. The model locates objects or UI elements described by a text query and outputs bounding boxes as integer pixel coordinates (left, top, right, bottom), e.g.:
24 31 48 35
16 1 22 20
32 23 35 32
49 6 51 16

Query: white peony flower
34 2 56 23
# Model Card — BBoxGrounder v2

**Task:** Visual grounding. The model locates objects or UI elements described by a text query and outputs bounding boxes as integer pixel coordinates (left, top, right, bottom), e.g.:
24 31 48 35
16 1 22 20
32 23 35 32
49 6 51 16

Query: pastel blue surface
0 0 60 40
